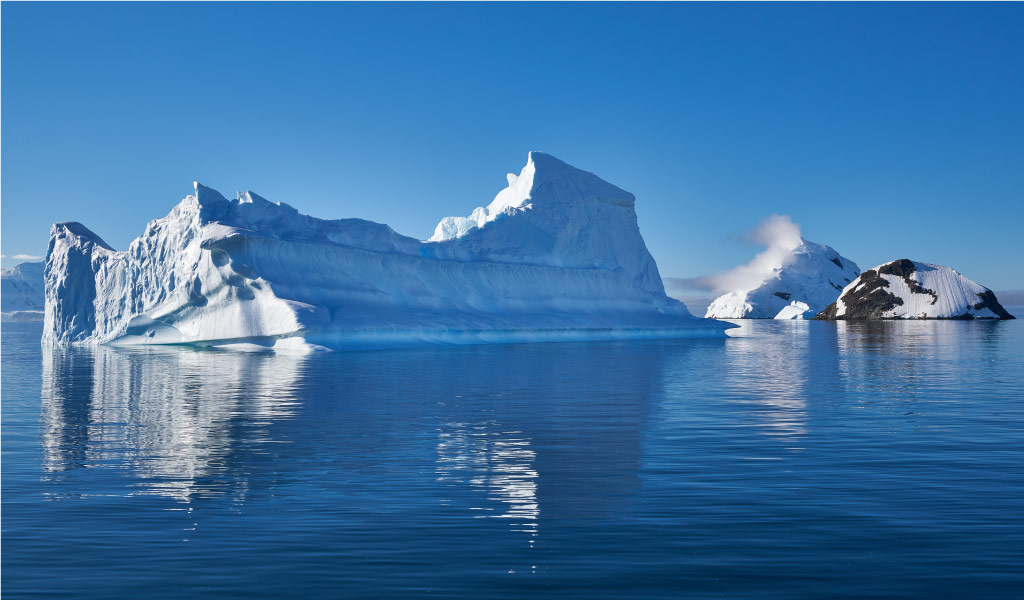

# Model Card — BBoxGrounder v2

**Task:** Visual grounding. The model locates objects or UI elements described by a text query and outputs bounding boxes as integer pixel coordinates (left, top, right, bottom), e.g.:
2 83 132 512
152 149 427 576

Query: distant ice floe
2 260 45 322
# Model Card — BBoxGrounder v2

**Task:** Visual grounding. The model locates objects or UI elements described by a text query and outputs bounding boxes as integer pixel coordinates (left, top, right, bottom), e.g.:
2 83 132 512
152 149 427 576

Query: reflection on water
834 320 1006 401
721 320 812 440
436 421 539 544
8 318 1023 599
35 340 668 532
41 346 303 502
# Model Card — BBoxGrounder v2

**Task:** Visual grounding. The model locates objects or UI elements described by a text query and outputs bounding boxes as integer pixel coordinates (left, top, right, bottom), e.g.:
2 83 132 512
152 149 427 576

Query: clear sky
3 2 1022 293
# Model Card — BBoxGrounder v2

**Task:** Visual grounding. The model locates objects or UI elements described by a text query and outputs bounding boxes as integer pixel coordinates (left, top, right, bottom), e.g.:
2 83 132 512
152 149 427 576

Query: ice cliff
815 259 1014 320
2 261 45 321
705 237 861 320
43 152 732 350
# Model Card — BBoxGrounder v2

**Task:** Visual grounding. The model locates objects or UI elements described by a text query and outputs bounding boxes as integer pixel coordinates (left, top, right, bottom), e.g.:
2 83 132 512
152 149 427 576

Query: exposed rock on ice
704 231 861 320
2 261 45 321
815 259 1015 320
44 152 733 350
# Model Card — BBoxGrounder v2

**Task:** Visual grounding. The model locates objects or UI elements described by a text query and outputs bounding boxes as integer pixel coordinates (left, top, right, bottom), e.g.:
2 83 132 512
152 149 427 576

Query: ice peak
237 190 273 205
193 181 227 203
429 151 635 242
529 151 635 208
189 181 231 222
525 150 566 169
50 221 115 251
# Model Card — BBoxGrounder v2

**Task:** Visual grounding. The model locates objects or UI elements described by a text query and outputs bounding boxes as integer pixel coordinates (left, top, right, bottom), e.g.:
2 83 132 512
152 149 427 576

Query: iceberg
815 259 1015 320
705 237 861 320
44 152 733 350
2 261 45 322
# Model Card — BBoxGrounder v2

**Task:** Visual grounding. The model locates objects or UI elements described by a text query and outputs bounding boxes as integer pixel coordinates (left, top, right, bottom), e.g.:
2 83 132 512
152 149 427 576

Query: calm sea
3 317 1023 598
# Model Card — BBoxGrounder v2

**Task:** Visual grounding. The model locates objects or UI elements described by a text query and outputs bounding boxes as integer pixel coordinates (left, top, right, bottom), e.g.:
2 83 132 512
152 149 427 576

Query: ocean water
3 317 1023 599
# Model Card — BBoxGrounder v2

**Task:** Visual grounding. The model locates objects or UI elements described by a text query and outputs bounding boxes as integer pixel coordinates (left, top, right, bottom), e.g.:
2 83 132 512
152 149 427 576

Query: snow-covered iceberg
44 152 733 350
815 259 1014 320
704 234 861 320
2 261 45 322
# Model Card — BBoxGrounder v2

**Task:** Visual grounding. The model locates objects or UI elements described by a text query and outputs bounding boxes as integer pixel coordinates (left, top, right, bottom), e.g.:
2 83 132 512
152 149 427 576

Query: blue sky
3 2 1022 292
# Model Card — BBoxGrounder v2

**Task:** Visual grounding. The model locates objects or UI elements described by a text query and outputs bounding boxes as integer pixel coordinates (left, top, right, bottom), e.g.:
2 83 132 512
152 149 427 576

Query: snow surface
705 238 860 319
831 260 1014 320
2 261 45 321
429 159 536 241
44 152 733 350
774 301 812 320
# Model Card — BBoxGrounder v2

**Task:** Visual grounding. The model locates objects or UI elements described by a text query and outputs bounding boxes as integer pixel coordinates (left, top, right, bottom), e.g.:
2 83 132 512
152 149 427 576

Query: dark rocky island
814 259 1014 320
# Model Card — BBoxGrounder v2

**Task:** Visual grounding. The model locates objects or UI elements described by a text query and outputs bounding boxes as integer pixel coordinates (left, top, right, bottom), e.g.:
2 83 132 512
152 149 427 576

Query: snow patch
774 301 812 320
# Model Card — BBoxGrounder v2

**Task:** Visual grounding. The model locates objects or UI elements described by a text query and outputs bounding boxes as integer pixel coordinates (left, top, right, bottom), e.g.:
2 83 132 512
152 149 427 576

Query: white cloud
704 215 804 294
12 254 43 261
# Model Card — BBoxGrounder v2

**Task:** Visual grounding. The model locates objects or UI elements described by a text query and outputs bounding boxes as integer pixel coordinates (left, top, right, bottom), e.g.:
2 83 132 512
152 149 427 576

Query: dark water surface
3 318 1023 598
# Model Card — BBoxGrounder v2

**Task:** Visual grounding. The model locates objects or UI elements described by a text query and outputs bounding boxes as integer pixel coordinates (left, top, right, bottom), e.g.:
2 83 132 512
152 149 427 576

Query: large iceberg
815 259 1015 320
44 152 732 350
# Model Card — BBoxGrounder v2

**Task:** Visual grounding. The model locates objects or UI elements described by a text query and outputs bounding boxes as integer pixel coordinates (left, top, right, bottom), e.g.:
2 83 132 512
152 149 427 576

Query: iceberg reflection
41 345 303 502
719 320 811 440
430 341 668 546
834 320 1007 403
37 339 671 554
436 421 539 543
